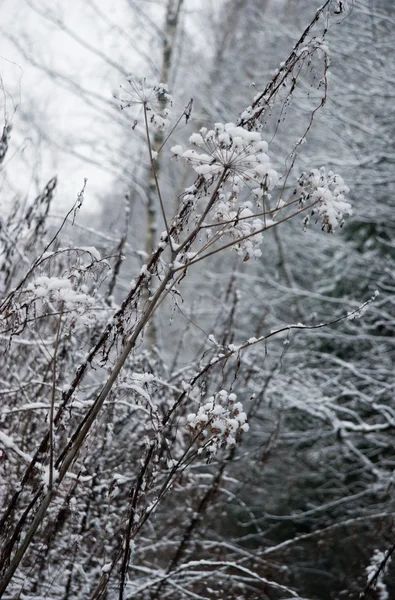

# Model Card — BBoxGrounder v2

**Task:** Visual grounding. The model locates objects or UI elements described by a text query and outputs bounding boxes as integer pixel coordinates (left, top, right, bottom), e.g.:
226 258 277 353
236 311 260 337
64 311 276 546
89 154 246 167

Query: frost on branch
299 167 352 232
119 77 172 130
187 390 249 457
172 123 279 260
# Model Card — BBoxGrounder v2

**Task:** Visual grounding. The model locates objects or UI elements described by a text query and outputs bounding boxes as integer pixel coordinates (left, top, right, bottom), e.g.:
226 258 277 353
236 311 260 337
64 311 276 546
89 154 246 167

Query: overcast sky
0 0 161 215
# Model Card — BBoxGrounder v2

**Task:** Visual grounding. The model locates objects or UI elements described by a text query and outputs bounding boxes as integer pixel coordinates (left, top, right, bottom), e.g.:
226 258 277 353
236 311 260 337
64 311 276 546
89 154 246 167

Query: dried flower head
172 123 279 260
187 389 249 456
298 167 352 232
119 77 172 130
172 122 278 189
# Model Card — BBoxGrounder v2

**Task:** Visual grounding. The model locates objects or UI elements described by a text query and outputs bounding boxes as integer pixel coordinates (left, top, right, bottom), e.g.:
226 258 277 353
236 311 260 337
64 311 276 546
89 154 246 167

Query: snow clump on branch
25 276 95 316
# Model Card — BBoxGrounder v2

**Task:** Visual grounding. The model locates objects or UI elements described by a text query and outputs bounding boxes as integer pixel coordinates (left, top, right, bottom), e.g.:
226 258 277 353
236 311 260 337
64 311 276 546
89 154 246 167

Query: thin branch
143 103 171 245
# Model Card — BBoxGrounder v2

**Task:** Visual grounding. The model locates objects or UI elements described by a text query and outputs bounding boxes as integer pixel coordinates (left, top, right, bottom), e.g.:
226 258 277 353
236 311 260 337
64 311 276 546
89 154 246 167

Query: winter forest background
0 0 394 599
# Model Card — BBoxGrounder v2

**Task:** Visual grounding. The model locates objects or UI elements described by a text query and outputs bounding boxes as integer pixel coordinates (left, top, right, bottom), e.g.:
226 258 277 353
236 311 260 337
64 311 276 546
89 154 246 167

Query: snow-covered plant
299 167 352 232
365 549 392 600
1 244 108 337
171 123 279 259
26 274 94 311
172 123 277 187
119 77 172 130
187 389 249 456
